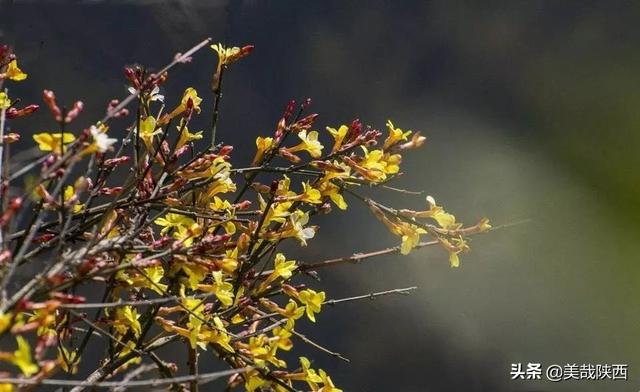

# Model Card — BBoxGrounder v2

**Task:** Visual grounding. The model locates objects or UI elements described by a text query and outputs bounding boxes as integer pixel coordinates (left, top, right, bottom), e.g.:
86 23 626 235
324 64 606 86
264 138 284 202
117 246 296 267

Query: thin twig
0 367 252 388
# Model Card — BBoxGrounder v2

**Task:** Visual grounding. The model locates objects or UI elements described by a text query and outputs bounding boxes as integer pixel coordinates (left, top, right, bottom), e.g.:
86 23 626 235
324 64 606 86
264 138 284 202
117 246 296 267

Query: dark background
2 1 640 391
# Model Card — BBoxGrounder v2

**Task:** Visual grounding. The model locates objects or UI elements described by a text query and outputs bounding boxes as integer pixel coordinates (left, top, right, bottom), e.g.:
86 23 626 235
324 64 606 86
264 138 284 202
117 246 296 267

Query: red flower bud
283 100 296 121
43 90 62 121
0 250 11 264
104 156 130 168
33 233 56 243
64 100 84 123
98 186 123 196
6 104 39 119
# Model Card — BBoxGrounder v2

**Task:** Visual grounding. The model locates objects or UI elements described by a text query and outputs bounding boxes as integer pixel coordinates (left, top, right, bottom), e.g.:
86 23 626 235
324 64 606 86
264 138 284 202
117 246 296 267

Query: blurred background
2 1 640 391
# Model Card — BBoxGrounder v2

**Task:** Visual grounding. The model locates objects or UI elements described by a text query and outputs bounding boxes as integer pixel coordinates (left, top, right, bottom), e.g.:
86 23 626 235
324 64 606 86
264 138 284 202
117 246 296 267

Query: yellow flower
243 334 286 368
246 335 270 366
64 186 84 213
272 253 297 280
318 369 342 392
154 213 194 235
272 320 294 351
400 224 427 255
245 370 269 392
253 136 274 165
159 88 202 124
299 182 322 204
180 261 209 289
182 297 205 349
298 289 325 322
113 306 141 337
0 92 10 110
211 43 253 90
293 357 322 389
116 340 142 368
176 124 203 149
0 312 12 334
318 182 347 210
209 196 233 212
5 60 27 81
198 271 234 307
441 237 469 268
287 130 324 158
81 125 117 155
326 125 348 153
260 253 297 292
278 300 305 320
142 265 168 294
345 146 389 182
211 43 253 67
369 204 426 255
449 251 460 268
416 196 459 230
383 120 412 150
0 383 14 392
0 336 39 376
139 116 161 151
181 87 203 112
33 132 75 153
382 153 402 174
276 210 315 246
198 317 235 352
57 345 79 374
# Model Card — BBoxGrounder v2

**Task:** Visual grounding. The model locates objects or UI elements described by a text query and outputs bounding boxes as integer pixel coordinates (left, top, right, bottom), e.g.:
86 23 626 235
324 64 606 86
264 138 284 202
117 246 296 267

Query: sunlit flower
33 132 75 153
282 210 316 246
253 136 274 165
260 253 297 292
211 43 253 90
318 181 347 210
58 345 79 374
198 271 234 307
298 289 325 322
299 182 322 204
89 125 117 153
160 87 202 124
113 306 141 337
416 196 459 230
278 300 305 320
138 115 161 151
326 124 348 153
64 186 84 213
176 123 203 149
129 85 164 103
287 130 324 158
0 336 38 376
0 92 10 110
154 212 193 235
318 369 343 392
4 60 27 81
383 120 412 150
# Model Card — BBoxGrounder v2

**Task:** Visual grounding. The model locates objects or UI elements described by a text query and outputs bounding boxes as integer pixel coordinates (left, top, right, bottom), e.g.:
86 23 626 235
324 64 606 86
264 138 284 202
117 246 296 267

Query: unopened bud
43 90 62 121
6 104 39 119
64 101 84 123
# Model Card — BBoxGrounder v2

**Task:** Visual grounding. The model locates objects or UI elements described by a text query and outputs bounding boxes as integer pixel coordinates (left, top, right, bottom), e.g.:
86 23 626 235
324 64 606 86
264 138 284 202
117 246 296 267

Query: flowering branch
0 38 491 392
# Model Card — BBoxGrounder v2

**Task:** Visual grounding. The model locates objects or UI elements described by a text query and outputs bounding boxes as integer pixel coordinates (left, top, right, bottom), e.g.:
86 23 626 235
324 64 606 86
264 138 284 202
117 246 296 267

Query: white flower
90 126 117 153
128 86 164 103
149 86 165 102
290 211 315 246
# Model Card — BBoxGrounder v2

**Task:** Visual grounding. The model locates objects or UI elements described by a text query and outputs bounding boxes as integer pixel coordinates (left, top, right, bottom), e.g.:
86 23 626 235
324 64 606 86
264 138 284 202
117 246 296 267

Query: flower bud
64 100 84 123
43 90 62 121
6 104 39 119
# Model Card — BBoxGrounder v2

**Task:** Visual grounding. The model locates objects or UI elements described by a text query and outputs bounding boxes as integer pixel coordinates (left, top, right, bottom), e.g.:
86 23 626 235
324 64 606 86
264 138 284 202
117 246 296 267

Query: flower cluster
0 40 489 391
